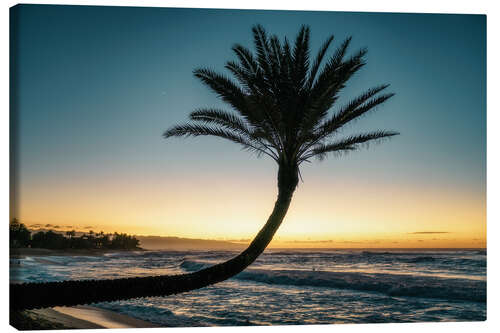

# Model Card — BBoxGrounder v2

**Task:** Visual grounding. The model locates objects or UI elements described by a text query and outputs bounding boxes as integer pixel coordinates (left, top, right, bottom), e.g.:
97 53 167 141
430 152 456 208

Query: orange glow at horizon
16 171 486 249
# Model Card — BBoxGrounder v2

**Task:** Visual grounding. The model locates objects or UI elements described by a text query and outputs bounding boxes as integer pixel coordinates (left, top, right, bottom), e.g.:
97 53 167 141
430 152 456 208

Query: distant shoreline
9 246 486 259
9 247 145 258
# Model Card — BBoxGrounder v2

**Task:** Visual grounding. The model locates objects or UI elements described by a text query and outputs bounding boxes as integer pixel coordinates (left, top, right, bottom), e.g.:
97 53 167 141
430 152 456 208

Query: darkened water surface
10 249 486 326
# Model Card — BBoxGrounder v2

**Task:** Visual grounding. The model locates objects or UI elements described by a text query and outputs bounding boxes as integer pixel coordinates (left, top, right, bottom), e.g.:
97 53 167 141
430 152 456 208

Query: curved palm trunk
11 165 299 311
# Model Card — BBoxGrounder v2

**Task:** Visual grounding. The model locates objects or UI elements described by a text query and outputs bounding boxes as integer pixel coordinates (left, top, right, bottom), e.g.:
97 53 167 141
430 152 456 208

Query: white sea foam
180 260 486 302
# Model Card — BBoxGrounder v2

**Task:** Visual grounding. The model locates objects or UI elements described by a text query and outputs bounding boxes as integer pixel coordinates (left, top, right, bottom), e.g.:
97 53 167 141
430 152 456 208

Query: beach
10 249 158 329
14 306 158 329
38 306 158 328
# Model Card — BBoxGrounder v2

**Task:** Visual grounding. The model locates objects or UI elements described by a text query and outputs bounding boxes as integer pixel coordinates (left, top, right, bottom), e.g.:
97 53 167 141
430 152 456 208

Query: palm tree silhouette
11 25 398 310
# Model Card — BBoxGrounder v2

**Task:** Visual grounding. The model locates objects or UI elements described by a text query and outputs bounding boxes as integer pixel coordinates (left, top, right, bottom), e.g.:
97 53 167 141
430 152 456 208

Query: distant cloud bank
409 231 450 234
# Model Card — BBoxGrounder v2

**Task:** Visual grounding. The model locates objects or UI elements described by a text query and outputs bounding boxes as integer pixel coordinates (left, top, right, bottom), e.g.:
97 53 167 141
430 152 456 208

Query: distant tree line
9 218 140 250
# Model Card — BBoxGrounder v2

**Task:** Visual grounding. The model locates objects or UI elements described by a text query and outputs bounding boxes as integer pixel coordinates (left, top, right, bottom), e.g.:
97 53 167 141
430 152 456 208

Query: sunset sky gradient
12 5 486 248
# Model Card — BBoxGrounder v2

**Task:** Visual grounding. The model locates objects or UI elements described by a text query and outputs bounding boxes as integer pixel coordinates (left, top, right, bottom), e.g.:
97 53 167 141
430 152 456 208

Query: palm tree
11 25 398 310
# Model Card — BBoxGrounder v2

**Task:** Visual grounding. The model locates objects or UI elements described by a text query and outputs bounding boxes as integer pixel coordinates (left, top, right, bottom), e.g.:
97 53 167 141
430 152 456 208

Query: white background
1 1 498 332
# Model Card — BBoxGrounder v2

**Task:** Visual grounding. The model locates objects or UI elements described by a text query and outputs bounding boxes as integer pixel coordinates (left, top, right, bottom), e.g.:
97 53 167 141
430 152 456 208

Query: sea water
10 249 486 326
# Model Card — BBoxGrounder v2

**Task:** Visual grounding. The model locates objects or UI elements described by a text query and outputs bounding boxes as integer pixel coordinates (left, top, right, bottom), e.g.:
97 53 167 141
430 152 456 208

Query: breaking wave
180 260 485 303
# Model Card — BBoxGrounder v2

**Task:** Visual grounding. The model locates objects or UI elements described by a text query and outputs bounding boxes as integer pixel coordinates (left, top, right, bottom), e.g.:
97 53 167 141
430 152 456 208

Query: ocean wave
180 260 485 303
94 301 205 327
405 256 436 263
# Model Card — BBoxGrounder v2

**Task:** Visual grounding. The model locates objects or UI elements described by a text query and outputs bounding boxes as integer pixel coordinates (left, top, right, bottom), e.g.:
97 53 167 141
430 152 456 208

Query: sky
11 4 486 248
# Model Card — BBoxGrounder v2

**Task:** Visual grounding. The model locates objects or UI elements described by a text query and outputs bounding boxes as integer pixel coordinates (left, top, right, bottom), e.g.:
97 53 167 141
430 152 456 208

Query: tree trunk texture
10 165 299 310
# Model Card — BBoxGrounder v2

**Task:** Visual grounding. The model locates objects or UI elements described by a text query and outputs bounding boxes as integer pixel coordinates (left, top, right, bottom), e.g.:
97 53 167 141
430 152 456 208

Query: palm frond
298 46 368 142
280 37 293 85
341 84 391 113
193 68 247 111
269 36 282 68
252 25 274 88
163 124 278 160
231 44 259 74
312 37 353 94
307 35 334 89
190 108 254 136
225 61 255 94
296 90 395 160
318 92 395 138
292 25 310 90
194 67 277 137
268 35 283 87
315 86 393 136
300 130 399 162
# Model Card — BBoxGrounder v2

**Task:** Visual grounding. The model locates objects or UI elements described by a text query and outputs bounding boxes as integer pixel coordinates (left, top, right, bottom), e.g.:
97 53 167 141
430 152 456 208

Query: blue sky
11 5 486 244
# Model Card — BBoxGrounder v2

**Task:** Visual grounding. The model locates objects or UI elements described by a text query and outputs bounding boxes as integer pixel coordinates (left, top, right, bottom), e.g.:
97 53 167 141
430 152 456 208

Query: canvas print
9 4 486 330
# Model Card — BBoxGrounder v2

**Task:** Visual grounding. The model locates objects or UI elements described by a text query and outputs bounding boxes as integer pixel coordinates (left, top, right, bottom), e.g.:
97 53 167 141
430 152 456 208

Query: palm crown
164 25 398 170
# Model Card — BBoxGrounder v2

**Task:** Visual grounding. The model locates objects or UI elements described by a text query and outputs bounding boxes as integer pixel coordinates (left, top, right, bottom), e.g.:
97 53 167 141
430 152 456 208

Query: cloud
226 239 251 243
83 226 94 229
338 240 364 244
408 231 450 234
289 240 335 243
288 239 381 244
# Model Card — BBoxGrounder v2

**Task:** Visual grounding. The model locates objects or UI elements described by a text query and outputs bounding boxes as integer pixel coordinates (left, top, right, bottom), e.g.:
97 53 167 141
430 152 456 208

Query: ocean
10 249 486 326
